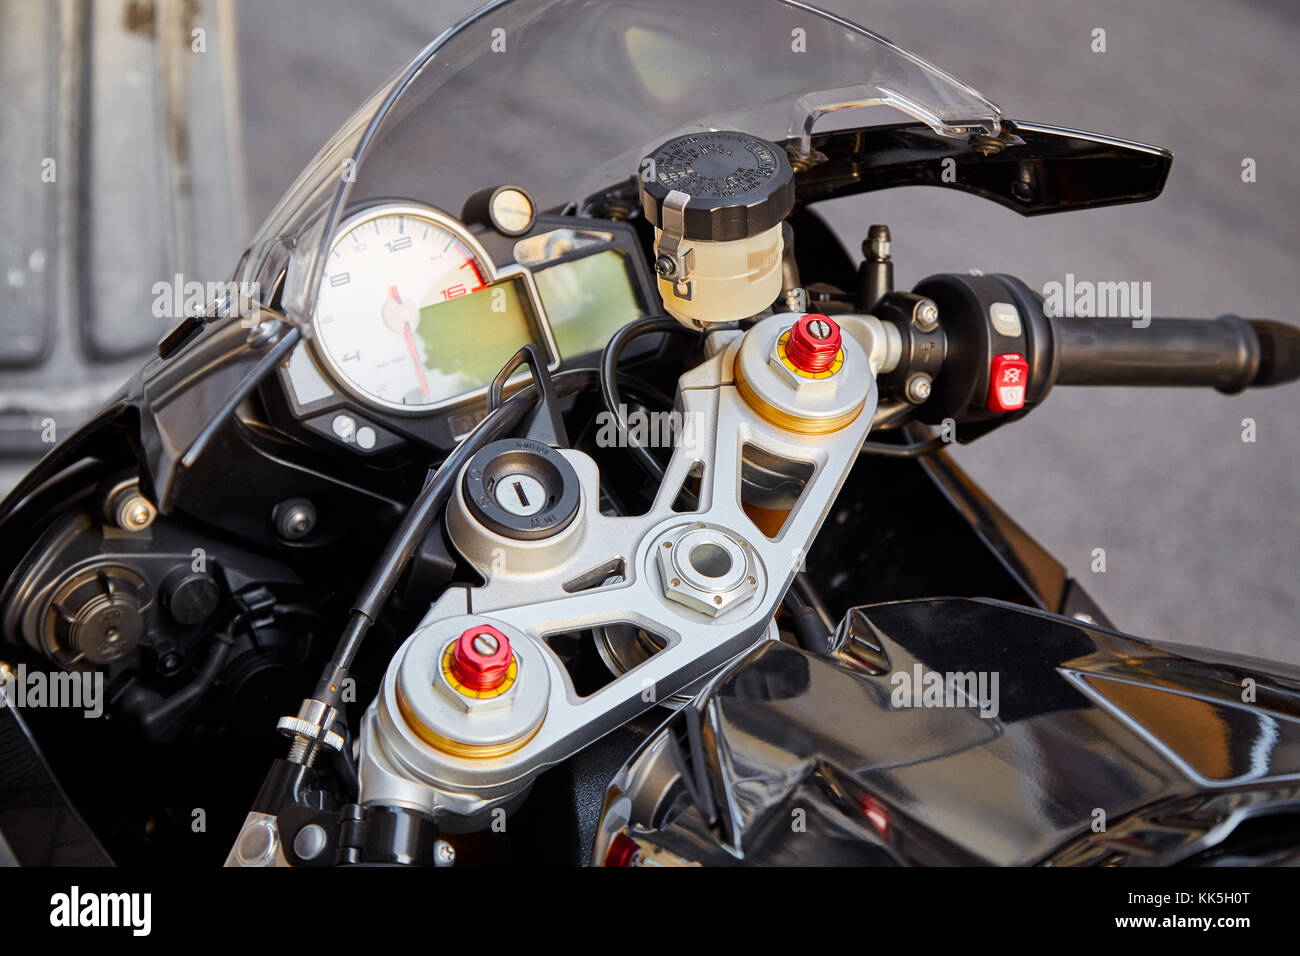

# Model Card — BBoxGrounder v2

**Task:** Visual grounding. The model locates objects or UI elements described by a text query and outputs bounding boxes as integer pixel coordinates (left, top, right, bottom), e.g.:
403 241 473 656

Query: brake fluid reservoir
638 131 795 329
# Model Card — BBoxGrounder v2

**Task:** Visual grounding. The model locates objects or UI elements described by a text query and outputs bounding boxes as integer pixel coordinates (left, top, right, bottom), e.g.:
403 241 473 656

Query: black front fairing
596 598 1300 866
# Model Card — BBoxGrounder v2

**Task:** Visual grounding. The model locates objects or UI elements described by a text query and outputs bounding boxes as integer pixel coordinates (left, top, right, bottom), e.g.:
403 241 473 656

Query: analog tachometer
311 203 495 411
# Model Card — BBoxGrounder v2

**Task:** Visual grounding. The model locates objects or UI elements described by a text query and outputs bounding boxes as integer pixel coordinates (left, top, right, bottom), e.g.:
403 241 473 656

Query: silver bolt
913 300 939 332
112 488 156 531
126 502 152 527
657 525 758 618
471 632 499 656
434 840 456 867
655 255 677 279
806 319 833 340
906 373 933 404
287 736 314 766
864 224 892 261
274 498 317 540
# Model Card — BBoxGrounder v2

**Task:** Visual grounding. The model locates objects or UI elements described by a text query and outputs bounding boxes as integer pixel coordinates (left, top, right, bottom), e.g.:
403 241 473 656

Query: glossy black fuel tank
595 598 1300 866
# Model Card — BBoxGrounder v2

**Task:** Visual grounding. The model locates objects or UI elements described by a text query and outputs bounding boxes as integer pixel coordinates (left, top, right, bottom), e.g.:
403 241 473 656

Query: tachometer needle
404 322 430 396
389 286 430 396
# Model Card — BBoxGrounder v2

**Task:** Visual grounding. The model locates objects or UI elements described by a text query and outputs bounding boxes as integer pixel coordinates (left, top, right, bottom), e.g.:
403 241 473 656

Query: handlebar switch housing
901 273 1057 441
874 291 949 401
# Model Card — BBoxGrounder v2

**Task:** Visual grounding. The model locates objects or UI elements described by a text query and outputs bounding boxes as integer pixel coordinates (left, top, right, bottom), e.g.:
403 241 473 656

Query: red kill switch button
988 353 1029 412
450 625 513 692
785 313 842 374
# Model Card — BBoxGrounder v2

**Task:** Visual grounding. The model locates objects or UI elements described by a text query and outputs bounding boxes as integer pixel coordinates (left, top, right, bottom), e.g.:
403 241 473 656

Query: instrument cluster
263 186 658 457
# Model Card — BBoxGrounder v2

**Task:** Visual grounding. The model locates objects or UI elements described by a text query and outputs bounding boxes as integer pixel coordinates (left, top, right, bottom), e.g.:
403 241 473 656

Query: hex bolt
784 313 842 375
913 300 939 332
449 624 513 693
906 373 933 404
863 224 892 262
656 525 760 618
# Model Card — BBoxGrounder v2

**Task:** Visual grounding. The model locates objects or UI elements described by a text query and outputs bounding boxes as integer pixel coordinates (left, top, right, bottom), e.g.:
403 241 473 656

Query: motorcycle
2 0 1299 868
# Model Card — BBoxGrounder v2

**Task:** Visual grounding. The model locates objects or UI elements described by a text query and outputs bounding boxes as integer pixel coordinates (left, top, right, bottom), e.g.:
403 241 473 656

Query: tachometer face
312 203 493 411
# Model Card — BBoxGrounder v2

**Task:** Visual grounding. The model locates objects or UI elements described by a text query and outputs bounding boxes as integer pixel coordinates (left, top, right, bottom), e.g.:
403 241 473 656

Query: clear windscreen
237 0 1001 324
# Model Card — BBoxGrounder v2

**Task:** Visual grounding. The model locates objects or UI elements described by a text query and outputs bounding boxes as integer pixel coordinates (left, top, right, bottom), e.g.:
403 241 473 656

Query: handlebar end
1248 320 1300 388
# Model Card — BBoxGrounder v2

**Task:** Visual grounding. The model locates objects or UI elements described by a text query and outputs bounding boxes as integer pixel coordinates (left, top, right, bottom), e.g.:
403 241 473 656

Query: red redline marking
459 259 487 290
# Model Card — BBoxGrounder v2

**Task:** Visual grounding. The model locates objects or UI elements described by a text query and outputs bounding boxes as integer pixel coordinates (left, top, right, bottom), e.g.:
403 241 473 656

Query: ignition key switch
462 438 581 540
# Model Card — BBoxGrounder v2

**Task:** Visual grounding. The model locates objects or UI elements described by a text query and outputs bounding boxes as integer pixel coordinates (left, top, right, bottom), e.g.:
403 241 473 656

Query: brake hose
309 375 561 714
858 434 947 458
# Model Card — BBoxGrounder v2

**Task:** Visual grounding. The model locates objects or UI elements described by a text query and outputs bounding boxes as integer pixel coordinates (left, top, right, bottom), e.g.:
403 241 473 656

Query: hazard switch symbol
988 353 1029 412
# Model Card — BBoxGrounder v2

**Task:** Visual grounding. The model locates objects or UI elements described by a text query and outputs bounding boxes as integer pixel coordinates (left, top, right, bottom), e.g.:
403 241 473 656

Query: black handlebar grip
1248 320 1300 387
1053 314 1267 393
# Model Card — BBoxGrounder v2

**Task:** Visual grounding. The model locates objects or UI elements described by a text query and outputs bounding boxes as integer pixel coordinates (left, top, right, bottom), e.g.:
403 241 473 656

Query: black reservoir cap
639 131 795 242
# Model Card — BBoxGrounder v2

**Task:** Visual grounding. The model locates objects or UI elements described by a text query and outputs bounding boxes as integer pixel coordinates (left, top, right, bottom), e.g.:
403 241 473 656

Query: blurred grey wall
0 0 244 489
